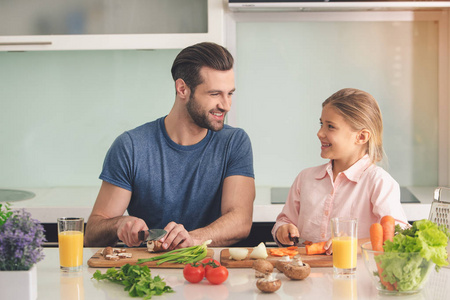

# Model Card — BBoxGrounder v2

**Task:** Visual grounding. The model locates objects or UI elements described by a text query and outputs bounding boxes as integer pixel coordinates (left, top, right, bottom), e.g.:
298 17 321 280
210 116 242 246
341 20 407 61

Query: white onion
249 242 268 259
229 248 249 260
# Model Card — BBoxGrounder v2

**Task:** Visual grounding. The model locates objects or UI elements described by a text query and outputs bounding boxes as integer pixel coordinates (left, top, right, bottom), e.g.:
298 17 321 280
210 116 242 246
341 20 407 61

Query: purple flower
0 208 46 270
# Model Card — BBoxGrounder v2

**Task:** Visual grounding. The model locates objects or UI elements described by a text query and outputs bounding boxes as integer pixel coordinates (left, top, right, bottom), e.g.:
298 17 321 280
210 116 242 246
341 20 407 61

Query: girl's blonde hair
322 88 384 163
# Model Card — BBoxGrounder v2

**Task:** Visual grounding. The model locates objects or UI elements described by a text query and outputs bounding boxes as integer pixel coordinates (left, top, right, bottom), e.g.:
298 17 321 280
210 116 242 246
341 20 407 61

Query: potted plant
0 203 46 300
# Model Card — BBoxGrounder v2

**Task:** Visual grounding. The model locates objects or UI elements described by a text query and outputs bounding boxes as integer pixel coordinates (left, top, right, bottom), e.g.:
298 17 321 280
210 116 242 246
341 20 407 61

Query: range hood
228 1 450 12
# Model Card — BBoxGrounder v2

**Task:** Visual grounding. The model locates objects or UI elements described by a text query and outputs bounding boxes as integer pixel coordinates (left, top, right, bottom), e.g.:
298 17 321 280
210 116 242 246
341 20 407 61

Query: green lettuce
374 219 449 292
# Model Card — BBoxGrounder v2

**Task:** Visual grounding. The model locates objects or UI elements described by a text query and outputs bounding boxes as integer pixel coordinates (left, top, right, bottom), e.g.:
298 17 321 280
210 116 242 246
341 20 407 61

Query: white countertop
34 247 450 300
1 186 436 223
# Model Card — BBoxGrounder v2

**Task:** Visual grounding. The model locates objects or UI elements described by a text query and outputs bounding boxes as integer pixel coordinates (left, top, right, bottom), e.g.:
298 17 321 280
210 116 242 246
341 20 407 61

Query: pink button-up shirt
272 155 408 244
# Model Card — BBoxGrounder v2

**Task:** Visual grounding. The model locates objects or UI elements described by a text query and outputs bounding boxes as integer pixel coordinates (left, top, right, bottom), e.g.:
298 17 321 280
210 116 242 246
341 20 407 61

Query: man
84 42 255 250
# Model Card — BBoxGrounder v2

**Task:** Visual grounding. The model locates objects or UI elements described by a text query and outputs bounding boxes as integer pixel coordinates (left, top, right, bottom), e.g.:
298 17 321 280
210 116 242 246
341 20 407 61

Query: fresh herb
137 240 212 266
375 219 449 292
92 264 173 299
0 206 46 270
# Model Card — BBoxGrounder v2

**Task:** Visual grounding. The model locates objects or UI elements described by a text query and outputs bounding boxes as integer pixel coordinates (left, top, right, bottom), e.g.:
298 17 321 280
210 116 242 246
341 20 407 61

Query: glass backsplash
0 21 440 188
231 21 438 187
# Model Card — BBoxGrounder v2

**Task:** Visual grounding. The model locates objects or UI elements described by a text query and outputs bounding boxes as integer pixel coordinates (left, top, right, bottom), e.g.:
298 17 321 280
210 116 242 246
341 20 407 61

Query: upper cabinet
0 0 224 51
227 1 450 12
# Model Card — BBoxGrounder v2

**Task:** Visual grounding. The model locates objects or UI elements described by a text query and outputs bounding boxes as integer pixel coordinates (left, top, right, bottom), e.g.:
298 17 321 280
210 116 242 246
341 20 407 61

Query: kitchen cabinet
227 1 450 12
0 0 224 51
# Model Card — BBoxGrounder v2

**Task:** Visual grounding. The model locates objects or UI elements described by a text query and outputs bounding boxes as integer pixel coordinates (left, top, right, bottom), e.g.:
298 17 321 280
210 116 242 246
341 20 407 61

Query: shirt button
321 233 326 239
325 210 329 216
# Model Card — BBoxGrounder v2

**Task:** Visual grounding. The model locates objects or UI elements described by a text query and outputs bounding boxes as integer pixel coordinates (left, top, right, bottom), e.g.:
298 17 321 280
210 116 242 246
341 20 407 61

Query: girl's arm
271 180 302 246
370 170 408 225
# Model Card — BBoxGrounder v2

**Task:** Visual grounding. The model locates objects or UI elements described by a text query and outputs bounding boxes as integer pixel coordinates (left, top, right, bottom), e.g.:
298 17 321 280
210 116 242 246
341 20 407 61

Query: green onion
137 239 212 265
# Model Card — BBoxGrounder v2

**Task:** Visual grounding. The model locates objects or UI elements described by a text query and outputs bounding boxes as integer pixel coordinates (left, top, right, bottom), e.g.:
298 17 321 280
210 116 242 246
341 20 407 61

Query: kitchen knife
289 233 305 246
138 229 166 242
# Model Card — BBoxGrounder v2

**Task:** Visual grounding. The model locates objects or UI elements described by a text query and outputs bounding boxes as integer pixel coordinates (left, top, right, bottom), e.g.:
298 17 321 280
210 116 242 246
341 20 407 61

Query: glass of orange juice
57 217 84 272
331 217 357 276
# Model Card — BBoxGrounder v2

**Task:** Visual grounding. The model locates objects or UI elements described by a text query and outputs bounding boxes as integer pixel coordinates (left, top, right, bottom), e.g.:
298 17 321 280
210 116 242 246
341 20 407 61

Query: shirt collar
314 154 372 182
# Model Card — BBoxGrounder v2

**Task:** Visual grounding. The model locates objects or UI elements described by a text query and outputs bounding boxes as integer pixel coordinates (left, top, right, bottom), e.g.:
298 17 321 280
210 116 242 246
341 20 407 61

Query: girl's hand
276 224 300 246
324 238 333 255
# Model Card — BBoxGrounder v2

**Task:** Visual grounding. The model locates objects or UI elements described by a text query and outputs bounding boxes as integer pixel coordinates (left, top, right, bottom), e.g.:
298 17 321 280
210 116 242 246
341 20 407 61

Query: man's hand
117 217 148 247
276 224 300 246
160 221 195 250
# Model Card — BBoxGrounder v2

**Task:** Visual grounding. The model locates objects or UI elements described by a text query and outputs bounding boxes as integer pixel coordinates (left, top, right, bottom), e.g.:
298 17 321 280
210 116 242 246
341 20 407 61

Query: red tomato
183 263 205 283
201 258 221 266
201 258 221 276
205 265 228 285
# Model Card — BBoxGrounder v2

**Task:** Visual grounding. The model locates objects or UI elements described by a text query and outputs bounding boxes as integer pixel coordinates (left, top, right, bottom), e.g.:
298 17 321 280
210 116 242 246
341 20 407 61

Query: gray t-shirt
100 117 254 231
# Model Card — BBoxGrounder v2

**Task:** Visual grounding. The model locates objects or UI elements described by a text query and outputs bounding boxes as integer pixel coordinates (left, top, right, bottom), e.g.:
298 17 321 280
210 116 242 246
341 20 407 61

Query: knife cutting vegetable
138 229 167 242
137 239 212 265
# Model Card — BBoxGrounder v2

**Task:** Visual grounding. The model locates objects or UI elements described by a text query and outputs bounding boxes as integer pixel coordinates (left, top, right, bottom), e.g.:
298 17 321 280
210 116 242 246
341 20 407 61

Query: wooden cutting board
220 247 332 268
87 248 214 268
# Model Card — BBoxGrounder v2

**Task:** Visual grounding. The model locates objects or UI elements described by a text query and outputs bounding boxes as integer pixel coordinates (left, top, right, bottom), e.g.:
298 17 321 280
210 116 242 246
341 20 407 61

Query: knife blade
138 229 167 242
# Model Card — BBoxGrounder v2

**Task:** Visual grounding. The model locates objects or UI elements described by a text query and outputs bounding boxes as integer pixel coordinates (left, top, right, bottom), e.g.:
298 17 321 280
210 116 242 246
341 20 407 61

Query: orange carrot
369 221 395 291
304 241 313 246
370 223 384 251
269 248 298 258
380 215 395 243
305 241 327 255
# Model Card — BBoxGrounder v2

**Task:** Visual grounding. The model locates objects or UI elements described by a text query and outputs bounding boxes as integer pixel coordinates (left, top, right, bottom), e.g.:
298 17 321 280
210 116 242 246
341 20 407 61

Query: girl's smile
318 104 369 176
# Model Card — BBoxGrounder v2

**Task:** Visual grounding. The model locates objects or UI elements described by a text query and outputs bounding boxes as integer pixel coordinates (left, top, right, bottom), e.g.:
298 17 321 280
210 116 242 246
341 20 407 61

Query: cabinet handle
0 41 52 46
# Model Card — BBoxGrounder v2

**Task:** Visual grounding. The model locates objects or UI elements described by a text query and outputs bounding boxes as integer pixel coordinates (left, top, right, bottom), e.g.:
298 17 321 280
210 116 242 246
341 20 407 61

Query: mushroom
282 256 311 280
147 240 164 252
275 255 293 272
102 247 120 261
256 273 282 293
252 259 274 278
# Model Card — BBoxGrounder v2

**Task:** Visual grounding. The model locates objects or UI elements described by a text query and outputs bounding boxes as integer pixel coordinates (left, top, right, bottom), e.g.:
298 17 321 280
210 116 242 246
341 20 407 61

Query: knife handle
138 230 145 241
289 232 300 245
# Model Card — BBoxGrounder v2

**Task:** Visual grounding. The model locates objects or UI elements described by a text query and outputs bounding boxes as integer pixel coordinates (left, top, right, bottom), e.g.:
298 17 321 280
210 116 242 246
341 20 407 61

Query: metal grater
428 187 450 268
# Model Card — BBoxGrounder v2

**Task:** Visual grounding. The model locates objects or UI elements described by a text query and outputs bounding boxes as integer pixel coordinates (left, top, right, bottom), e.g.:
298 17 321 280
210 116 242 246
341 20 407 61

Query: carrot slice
305 241 327 255
269 247 299 258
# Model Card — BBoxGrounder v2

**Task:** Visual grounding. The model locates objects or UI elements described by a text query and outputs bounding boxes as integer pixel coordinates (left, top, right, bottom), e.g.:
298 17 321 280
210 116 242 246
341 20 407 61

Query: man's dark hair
171 42 234 94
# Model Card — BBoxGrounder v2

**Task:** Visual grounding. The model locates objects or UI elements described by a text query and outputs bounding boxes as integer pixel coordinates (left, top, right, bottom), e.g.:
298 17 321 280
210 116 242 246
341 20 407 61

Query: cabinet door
0 0 223 51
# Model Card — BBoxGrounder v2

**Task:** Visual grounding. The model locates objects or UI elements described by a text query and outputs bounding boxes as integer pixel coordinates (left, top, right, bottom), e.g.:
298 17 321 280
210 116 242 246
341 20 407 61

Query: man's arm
84 181 148 247
189 175 255 246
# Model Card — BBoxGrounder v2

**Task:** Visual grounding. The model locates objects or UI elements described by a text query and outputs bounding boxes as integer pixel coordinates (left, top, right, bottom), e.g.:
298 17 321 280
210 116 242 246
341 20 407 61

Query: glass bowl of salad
361 242 435 295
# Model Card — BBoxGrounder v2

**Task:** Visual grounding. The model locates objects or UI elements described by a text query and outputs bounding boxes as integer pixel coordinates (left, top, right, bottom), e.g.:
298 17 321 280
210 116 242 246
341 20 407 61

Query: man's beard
186 94 225 132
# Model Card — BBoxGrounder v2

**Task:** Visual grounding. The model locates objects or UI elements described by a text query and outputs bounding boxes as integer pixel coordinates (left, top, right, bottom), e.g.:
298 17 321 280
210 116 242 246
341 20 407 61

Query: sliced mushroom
256 273 282 293
147 240 164 252
252 259 274 278
102 246 120 260
118 252 132 258
102 246 114 257
282 257 311 280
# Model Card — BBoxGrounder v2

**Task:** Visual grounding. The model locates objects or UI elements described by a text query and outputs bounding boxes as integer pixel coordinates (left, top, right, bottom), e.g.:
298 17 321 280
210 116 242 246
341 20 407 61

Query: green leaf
91 264 174 299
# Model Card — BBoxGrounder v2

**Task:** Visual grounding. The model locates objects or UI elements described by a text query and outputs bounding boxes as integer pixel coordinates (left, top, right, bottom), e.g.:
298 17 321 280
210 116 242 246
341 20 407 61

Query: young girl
272 88 407 251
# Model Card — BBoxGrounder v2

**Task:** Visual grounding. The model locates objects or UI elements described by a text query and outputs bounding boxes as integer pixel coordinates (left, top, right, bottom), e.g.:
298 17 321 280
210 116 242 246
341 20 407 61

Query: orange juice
59 231 84 268
332 236 357 269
